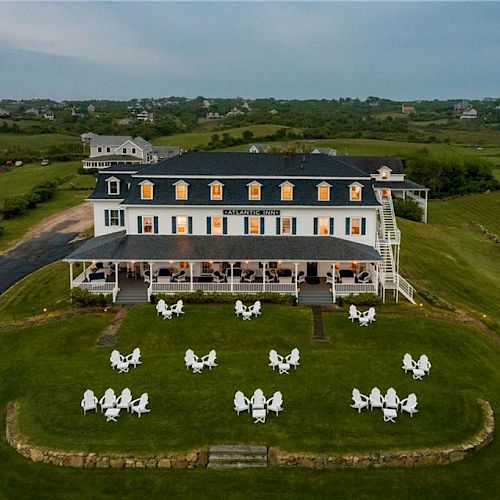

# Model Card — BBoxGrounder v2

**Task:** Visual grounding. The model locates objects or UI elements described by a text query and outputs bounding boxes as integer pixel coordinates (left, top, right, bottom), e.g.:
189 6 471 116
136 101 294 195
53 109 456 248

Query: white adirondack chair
348 304 361 322
417 354 431 374
268 349 284 370
266 391 283 416
366 307 376 323
368 387 384 410
156 299 166 316
116 388 133 412
402 353 416 373
235 300 246 317
285 348 300 369
126 348 142 368
384 387 400 410
81 389 98 415
252 301 262 316
201 349 217 369
400 393 419 417
110 350 126 370
350 388 369 413
184 349 198 369
99 388 117 412
170 300 184 316
234 391 250 415
251 388 266 410
130 392 150 417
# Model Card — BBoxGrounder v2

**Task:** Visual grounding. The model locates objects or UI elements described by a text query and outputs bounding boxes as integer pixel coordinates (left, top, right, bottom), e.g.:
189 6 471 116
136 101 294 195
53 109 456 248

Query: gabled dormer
174 180 189 200
378 166 392 181
139 179 154 200
209 180 224 200
316 181 332 201
115 139 143 157
279 181 295 201
349 182 363 202
247 181 262 200
106 176 121 196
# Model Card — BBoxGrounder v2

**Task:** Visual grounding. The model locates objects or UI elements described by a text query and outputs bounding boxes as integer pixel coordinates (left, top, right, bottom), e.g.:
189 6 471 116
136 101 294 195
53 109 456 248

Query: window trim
279 181 295 201
318 217 330 235
316 181 331 202
247 181 262 201
349 182 363 202
211 216 223 235
249 216 260 235
174 180 189 200
209 181 224 201
142 215 154 234
107 178 120 195
350 217 361 235
140 181 154 200
281 216 292 235
176 215 189 234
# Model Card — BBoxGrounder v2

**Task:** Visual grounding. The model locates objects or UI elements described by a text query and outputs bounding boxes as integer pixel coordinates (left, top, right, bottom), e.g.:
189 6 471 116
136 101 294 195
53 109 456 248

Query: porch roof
64 232 381 263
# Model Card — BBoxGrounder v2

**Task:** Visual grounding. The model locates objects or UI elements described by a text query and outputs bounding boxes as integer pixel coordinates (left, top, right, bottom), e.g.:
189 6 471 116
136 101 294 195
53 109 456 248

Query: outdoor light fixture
43 308 47 312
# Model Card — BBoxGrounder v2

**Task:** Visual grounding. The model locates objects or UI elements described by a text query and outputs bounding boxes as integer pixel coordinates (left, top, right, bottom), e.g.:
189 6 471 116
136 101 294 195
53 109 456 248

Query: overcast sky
0 2 499 101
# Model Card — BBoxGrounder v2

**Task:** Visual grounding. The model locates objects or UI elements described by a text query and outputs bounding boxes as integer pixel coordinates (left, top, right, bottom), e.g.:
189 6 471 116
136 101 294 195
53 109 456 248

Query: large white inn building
65 152 428 304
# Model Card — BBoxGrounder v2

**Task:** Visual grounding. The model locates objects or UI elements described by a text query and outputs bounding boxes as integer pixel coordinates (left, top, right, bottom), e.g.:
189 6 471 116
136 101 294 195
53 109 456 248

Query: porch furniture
350 388 369 413
249 300 261 317
348 304 361 322
339 269 355 284
264 270 277 283
105 407 121 422
201 349 217 369
383 407 398 423
234 391 250 415
116 388 133 412
142 269 158 283
359 314 370 327
357 270 372 283
412 368 425 380
285 348 300 369
225 268 242 282
171 300 184 316
126 348 142 368
242 310 253 321
252 408 266 423
368 387 384 410
162 306 173 320
266 391 283 416
251 388 266 410
192 361 204 373
400 393 419 417
242 270 256 283
130 393 150 417
172 270 186 282
99 388 117 412
184 349 198 369
384 388 400 410
293 271 306 284
88 272 106 283
402 353 416 373
212 271 226 283
417 354 431 374
278 362 290 374
277 269 293 283
359 308 375 326
156 299 166 316
326 272 334 285
235 300 246 317
81 389 98 415
269 350 284 370
157 268 172 284
110 350 129 372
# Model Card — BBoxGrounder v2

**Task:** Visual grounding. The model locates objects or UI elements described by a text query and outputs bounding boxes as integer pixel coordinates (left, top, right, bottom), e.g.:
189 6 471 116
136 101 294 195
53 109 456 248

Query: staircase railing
397 275 416 304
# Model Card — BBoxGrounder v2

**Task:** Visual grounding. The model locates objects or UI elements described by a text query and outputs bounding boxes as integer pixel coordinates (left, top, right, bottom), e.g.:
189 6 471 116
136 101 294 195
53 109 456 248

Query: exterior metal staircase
377 197 416 304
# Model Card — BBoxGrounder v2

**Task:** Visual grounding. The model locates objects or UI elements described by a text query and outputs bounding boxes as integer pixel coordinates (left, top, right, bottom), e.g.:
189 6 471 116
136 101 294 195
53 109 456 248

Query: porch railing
76 282 116 295
150 282 296 295
334 283 378 296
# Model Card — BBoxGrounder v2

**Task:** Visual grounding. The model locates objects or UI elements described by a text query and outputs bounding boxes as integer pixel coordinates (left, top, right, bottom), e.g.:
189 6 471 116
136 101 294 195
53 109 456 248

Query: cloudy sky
0 1 499 100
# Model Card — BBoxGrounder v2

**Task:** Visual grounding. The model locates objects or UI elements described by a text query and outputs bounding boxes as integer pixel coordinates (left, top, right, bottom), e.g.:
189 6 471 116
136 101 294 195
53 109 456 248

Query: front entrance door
306 262 319 284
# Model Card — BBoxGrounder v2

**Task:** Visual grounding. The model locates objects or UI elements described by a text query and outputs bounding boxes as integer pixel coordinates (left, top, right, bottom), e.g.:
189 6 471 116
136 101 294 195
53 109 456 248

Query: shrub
151 289 295 305
1 196 29 219
337 293 382 307
70 288 112 307
393 199 423 222
419 290 455 311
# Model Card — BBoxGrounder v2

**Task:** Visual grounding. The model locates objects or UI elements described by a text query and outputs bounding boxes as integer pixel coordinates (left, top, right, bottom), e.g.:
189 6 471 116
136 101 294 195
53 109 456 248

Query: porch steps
115 290 148 304
298 290 332 305
207 445 267 469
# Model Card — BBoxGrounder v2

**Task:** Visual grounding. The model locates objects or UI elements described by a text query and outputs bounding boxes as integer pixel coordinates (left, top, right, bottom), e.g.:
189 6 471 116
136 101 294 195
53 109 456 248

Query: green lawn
399 192 500 326
0 133 80 152
0 305 499 498
153 124 301 149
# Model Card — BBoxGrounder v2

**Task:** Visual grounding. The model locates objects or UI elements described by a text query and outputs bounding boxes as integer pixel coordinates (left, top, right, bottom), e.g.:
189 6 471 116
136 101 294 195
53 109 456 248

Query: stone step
210 445 267 454
207 445 267 469
207 462 267 469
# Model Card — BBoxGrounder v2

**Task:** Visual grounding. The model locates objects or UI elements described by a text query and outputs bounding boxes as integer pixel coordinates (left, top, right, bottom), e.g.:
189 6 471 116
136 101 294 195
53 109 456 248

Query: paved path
0 203 92 294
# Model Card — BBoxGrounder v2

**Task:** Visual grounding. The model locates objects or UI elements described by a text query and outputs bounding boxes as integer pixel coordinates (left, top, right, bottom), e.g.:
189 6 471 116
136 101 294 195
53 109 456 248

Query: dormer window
317 182 331 201
140 181 154 200
350 183 363 201
209 181 224 200
280 181 294 201
248 181 262 200
378 166 392 181
107 177 120 196
174 180 189 200
381 171 389 180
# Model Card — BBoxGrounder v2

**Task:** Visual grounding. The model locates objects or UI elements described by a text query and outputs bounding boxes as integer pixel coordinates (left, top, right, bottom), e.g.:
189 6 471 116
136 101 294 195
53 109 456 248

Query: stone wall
269 399 495 470
5 402 208 469
6 399 494 470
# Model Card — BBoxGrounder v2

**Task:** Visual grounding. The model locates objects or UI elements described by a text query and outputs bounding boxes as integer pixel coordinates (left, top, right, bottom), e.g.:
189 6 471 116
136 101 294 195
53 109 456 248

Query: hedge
337 293 382 307
393 199 423 222
1 180 59 219
70 288 112 307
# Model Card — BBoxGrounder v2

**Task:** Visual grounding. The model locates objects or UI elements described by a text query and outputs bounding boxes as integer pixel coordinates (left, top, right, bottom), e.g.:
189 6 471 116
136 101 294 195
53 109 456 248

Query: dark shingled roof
136 152 371 178
65 233 381 262
338 156 405 175
374 180 429 190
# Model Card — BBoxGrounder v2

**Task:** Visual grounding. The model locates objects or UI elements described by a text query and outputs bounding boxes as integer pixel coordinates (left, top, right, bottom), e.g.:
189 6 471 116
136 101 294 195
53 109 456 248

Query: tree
242 130 254 142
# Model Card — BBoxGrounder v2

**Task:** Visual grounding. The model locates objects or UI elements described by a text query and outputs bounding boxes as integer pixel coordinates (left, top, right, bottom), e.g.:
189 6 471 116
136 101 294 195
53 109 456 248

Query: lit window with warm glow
143 216 153 233
350 185 362 201
177 216 188 234
211 183 223 200
212 216 222 234
351 218 361 235
381 171 389 180
176 183 188 200
249 217 260 234
141 183 153 199
281 217 291 235
318 185 330 201
319 217 329 235
281 184 293 201
249 183 261 200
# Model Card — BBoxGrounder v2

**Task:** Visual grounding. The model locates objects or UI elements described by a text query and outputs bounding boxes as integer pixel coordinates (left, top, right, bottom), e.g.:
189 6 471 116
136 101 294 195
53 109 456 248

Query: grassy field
399 192 500 327
153 124 301 149
0 133 80 152
0 305 498 498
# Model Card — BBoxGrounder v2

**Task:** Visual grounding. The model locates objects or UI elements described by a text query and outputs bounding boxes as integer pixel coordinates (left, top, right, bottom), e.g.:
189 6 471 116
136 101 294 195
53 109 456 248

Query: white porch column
230 262 234 293
83 261 86 280
115 261 119 286
374 263 379 296
294 262 298 299
424 190 428 223
189 262 194 292
69 262 74 289
262 262 266 292
331 263 335 303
